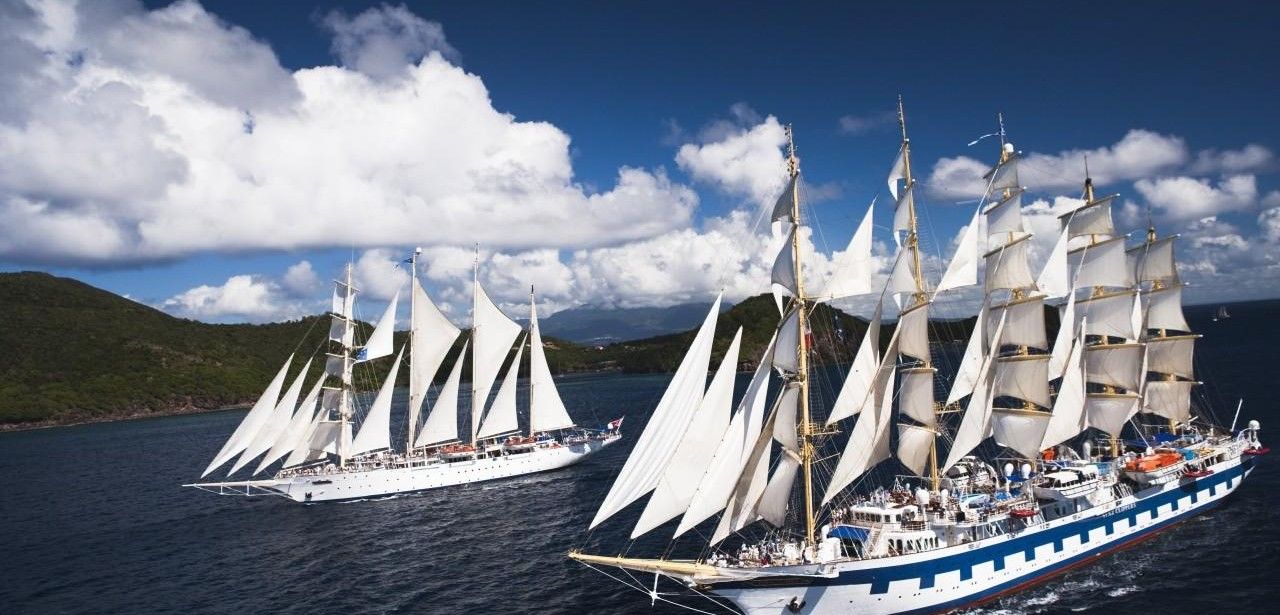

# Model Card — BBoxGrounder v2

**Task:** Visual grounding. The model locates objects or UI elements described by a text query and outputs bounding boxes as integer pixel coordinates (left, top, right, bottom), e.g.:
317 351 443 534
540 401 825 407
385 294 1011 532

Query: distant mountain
526 301 732 345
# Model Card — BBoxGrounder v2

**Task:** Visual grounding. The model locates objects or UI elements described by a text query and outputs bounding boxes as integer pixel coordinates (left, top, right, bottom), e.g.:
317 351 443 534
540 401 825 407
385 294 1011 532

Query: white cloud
838 110 895 135
1189 144 1275 175
675 114 788 207
321 3 459 80
281 260 320 296
1259 207 1280 244
0 1 697 266
161 274 306 323
1133 174 1260 221
353 248 409 301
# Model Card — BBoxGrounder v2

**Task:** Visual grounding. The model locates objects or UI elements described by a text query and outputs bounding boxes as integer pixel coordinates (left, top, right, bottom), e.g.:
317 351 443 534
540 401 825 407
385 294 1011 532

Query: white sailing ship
569 101 1266 614
186 250 621 502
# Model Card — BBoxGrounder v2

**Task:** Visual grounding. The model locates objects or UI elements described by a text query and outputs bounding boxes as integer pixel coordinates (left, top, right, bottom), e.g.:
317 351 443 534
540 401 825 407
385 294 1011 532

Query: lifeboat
1123 450 1187 486
1182 468 1214 479
505 435 540 451
1125 451 1183 472
1009 506 1038 519
438 444 478 460
1244 447 1271 456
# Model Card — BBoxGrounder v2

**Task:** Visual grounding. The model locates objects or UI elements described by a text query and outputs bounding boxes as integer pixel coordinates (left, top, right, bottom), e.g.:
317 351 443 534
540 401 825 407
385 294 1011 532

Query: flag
607 417 624 431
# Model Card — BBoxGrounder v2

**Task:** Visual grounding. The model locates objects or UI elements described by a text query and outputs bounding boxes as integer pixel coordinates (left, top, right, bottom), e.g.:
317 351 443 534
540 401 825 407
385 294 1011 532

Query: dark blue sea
3 301 1279 614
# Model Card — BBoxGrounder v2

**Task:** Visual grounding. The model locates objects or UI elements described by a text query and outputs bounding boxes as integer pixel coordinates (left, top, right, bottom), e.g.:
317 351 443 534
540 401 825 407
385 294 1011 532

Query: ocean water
2 301 1279 614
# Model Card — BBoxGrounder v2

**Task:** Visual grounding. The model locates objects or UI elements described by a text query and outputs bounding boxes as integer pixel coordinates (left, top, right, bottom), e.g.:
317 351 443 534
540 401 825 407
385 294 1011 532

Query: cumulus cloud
838 110 896 135
281 260 320 296
675 113 788 207
321 3 459 79
1133 174 1262 221
0 1 696 266
161 274 309 323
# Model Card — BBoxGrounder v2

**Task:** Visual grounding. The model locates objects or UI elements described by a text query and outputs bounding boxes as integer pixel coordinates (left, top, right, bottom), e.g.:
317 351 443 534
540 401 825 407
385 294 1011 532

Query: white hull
711 453 1255 615
194 435 619 502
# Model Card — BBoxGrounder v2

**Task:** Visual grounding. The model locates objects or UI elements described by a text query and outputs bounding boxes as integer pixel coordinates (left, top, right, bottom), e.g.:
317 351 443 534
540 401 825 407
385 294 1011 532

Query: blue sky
2 0 1278 323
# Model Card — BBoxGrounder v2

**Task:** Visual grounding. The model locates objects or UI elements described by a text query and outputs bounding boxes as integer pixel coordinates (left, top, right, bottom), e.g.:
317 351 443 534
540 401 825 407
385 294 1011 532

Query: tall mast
528 284 535 438
407 247 420 453
897 97 939 492
470 246 479 446
784 125 818 548
338 263 354 466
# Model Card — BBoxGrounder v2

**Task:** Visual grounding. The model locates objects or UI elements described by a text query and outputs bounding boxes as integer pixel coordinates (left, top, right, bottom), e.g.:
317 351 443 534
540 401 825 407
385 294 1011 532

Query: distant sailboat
1214 305 1230 321
186 250 621 502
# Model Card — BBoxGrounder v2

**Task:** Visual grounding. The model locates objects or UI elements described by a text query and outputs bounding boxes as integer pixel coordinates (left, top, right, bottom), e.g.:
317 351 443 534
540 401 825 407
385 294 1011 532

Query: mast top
784 124 799 178
1083 155 1096 203
897 95 909 143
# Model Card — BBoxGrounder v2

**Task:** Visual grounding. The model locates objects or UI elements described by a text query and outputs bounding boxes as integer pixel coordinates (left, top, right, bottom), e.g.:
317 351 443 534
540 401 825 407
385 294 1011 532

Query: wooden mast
784 125 818 548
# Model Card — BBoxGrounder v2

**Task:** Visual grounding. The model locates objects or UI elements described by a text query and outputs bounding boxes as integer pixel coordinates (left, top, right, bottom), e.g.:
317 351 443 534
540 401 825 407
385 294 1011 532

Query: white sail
1068 237 1133 290
899 368 936 427
1086 393 1141 437
936 207 981 294
988 295 1048 351
1146 335 1196 379
821 202 875 300
774 307 801 374
409 278 461 439
946 301 987 405
1048 291 1077 378
477 337 526 441
331 281 354 318
1037 226 1071 299
1060 195 1117 239
990 408 1051 459
1128 236 1178 284
529 300 574 433
1141 380 1196 422
416 341 467 448
256 375 325 475
893 184 914 234
897 424 935 476
889 246 918 295
984 235 1036 292
328 317 354 348
887 145 906 200
676 332 777 538
898 301 930 363
1084 343 1145 391
350 346 405 456
711 397 782 545
231 358 313 474
590 296 722 529
471 280 522 442
283 410 325 468
756 453 801 527
357 291 399 363
771 175 797 223
994 355 1051 408
822 329 901 504
1146 285 1190 332
829 301 881 424
631 328 742 539
201 356 292 477
771 386 802 453
985 189 1025 237
771 226 797 295
1040 333 1087 450
324 353 352 385
984 154 1020 192
941 314 1006 471
1076 290 1142 340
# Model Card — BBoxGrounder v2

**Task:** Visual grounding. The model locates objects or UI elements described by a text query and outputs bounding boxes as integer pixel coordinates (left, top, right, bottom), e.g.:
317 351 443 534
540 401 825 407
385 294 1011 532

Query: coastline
0 401 252 433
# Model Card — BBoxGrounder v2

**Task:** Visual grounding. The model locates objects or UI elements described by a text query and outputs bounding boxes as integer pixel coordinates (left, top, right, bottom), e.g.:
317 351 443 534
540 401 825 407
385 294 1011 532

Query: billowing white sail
477 337 526 441
202 356 292 477
936 207 980 294
897 423 935 476
985 189 1024 237
893 184 915 234
331 281 354 318
589 296 722 529
990 408 1051 459
984 154 1020 192
829 301 882 423
773 307 801 374
631 328 742 539
941 315 1006 471
324 353 351 385
529 300 574 433
350 346 405 457
416 341 467 448
1076 291 1142 340
329 317 354 348
1142 380 1196 422
899 368 936 427
994 356 1051 408
947 301 987 405
822 329 901 504
1146 335 1196 379
771 226 797 295
984 235 1036 292
711 399 781 545
409 278 461 441
471 280 522 442
1067 237 1132 290
1061 195 1117 239
1146 285 1190 332
898 301 930 363
1084 343 1145 391
988 296 1048 351
772 175 797 223
1038 226 1071 299
1048 291 1077 378
821 202 875 300
756 453 801 527
1086 393 1141 437
1040 333 1086 450
889 246 918 295
887 145 906 200
283 410 326 468
1128 236 1178 284
676 333 777 538
357 291 399 363
231 358 313 474
256 375 324 475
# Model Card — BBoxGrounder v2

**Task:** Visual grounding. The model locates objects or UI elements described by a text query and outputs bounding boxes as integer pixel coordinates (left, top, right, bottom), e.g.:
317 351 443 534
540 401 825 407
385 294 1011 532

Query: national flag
607 417 624 431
